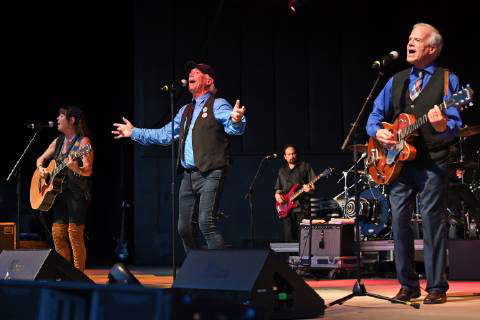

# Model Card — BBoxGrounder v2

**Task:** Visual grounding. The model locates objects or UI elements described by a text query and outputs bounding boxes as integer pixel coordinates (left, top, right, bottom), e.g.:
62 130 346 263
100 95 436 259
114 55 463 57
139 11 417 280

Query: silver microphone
27 121 55 130
265 153 278 160
161 79 188 92
372 51 399 69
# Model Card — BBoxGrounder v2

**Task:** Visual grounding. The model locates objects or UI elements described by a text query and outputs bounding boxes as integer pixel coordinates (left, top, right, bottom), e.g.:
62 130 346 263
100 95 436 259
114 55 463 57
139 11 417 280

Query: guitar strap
56 135 82 162
443 69 450 97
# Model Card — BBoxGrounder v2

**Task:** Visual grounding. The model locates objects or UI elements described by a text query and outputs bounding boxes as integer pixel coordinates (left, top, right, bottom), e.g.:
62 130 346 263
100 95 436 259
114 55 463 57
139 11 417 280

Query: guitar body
276 184 300 219
367 113 418 185
30 159 65 211
366 86 474 185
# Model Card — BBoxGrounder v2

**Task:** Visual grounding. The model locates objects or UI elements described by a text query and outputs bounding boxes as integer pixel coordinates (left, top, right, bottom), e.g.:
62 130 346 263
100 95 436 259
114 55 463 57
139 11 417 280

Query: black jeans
178 168 225 252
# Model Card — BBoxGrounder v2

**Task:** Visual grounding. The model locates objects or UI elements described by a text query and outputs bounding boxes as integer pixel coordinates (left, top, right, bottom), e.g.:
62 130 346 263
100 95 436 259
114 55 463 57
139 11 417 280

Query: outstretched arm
112 106 186 146
213 99 247 135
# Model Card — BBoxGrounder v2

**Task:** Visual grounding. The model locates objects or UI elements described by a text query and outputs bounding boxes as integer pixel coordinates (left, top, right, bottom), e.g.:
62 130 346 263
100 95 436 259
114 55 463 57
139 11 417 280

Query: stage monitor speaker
0 222 16 250
300 223 354 257
0 249 94 283
448 240 480 280
172 249 325 319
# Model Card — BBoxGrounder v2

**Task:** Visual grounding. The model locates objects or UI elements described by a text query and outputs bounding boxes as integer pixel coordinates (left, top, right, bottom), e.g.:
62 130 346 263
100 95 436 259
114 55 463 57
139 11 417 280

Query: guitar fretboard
398 87 473 141
51 145 91 179
290 169 332 201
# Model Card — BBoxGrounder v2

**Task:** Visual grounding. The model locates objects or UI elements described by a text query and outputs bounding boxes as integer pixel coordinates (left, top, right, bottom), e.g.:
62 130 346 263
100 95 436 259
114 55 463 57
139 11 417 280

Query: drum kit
331 125 480 241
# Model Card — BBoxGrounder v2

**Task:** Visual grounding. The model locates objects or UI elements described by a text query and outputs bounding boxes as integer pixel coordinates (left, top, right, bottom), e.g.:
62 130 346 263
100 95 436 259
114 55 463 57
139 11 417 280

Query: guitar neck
51 148 88 178
399 101 449 140
290 173 322 201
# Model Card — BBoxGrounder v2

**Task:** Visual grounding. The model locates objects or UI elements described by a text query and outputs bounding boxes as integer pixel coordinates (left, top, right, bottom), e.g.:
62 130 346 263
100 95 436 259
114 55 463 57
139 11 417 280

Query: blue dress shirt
131 92 246 169
366 64 462 141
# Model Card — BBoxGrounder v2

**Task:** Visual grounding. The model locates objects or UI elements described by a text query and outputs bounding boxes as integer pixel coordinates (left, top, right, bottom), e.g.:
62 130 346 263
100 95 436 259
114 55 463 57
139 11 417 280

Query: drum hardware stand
330 67 420 309
337 153 367 217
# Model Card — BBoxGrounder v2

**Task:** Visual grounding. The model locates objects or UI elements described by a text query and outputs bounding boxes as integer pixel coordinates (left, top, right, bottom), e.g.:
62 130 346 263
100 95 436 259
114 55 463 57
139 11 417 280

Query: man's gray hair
413 23 443 53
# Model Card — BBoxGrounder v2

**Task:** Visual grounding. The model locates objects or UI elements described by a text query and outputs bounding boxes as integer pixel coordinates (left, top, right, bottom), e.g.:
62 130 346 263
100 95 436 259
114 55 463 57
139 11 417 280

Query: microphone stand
166 84 187 280
244 156 268 248
6 129 43 246
330 69 420 309
169 88 178 279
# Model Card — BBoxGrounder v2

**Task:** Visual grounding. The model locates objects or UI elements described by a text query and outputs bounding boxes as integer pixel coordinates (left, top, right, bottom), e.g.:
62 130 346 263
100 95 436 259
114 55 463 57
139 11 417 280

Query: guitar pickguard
385 141 404 165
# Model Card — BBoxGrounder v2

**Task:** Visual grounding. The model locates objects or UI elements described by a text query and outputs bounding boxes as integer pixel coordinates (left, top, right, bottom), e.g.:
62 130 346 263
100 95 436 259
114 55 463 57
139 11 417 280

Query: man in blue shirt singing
366 23 463 304
112 62 246 252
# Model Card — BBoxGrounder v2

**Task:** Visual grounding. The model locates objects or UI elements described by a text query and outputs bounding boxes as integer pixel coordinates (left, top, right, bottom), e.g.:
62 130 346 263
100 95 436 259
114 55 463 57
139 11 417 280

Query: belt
184 167 199 173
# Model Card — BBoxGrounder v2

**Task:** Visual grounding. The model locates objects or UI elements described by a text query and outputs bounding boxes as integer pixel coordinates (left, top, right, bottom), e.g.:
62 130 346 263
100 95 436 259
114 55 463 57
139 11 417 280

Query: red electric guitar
367 86 474 185
275 168 333 219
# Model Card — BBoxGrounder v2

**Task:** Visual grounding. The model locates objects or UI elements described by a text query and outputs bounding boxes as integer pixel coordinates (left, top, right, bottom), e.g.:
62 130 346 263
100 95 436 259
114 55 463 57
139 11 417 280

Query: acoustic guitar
275 168 333 219
30 144 92 211
367 86 474 185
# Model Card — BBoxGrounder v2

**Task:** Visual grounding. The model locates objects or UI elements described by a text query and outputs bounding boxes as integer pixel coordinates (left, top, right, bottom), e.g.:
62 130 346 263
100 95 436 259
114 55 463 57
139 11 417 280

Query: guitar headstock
72 144 92 159
447 85 474 112
320 167 334 177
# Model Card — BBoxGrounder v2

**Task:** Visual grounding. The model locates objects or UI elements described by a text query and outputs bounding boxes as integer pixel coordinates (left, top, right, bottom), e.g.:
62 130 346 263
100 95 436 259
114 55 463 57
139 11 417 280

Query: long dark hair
59 105 91 138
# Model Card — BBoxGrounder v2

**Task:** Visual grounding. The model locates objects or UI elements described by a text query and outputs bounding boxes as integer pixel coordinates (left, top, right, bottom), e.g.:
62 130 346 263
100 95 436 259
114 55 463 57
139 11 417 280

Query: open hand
231 100 246 123
112 117 134 139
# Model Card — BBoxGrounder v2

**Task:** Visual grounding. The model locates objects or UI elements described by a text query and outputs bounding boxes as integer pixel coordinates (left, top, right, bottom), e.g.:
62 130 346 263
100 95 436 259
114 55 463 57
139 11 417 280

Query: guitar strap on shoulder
56 135 82 162
444 69 450 97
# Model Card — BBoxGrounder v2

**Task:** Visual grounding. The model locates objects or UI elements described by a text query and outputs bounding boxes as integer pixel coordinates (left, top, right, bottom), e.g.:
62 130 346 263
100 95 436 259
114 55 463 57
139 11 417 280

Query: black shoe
423 289 447 304
392 288 421 303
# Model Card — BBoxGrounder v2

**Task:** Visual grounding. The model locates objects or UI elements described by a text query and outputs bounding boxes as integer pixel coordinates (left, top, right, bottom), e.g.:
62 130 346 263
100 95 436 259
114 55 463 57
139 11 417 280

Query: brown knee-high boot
68 223 86 271
52 223 71 262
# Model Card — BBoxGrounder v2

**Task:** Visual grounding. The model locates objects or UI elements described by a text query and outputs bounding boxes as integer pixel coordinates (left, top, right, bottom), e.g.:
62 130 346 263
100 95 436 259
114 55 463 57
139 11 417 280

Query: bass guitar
275 167 333 219
30 144 92 211
367 86 474 185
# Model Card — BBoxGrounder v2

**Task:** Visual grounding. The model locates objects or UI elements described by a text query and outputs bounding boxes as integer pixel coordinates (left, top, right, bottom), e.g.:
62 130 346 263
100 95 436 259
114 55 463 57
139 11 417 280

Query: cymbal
448 160 478 169
458 125 480 137
346 144 368 153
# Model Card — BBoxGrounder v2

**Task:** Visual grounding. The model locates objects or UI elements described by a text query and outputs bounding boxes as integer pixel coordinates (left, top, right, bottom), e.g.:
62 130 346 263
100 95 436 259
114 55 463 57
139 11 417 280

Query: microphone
27 121 55 130
371 51 399 69
161 79 188 92
264 153 277 160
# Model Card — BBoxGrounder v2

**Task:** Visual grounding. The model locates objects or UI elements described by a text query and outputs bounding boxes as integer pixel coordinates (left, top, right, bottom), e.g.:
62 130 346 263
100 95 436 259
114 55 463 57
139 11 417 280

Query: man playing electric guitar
366 23 463 304
274 144 315 242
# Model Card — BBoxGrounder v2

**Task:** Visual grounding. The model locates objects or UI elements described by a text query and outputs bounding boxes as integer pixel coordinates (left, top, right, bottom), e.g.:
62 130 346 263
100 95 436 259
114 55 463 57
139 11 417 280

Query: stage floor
85 267 480 319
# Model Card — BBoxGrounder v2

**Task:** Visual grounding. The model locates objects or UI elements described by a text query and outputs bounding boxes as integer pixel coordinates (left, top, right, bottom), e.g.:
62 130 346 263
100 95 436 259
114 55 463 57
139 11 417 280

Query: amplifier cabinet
0 222 16 250
299 224 354 257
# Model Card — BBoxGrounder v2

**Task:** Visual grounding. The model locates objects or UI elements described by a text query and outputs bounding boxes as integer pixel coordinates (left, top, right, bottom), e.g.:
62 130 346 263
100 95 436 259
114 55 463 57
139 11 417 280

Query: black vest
392 67 452 164
177 95 230 173
54 135 92 197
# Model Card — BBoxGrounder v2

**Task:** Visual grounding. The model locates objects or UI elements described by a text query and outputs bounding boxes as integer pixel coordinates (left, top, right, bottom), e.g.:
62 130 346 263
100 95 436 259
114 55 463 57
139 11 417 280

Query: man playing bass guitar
274 144 315 242
366 23 463 304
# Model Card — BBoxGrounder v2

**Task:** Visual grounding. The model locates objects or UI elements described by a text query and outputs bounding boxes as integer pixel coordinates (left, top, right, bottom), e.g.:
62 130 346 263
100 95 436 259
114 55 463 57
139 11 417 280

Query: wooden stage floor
85 267 480 320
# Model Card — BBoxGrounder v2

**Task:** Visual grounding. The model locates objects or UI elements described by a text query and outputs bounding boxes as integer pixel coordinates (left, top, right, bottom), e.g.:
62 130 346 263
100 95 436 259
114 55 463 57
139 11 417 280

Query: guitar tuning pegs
469 102 474 107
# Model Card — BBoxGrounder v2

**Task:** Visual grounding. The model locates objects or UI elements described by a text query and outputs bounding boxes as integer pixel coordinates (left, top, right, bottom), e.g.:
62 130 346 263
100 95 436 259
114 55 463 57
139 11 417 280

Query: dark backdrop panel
240 2 276 153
